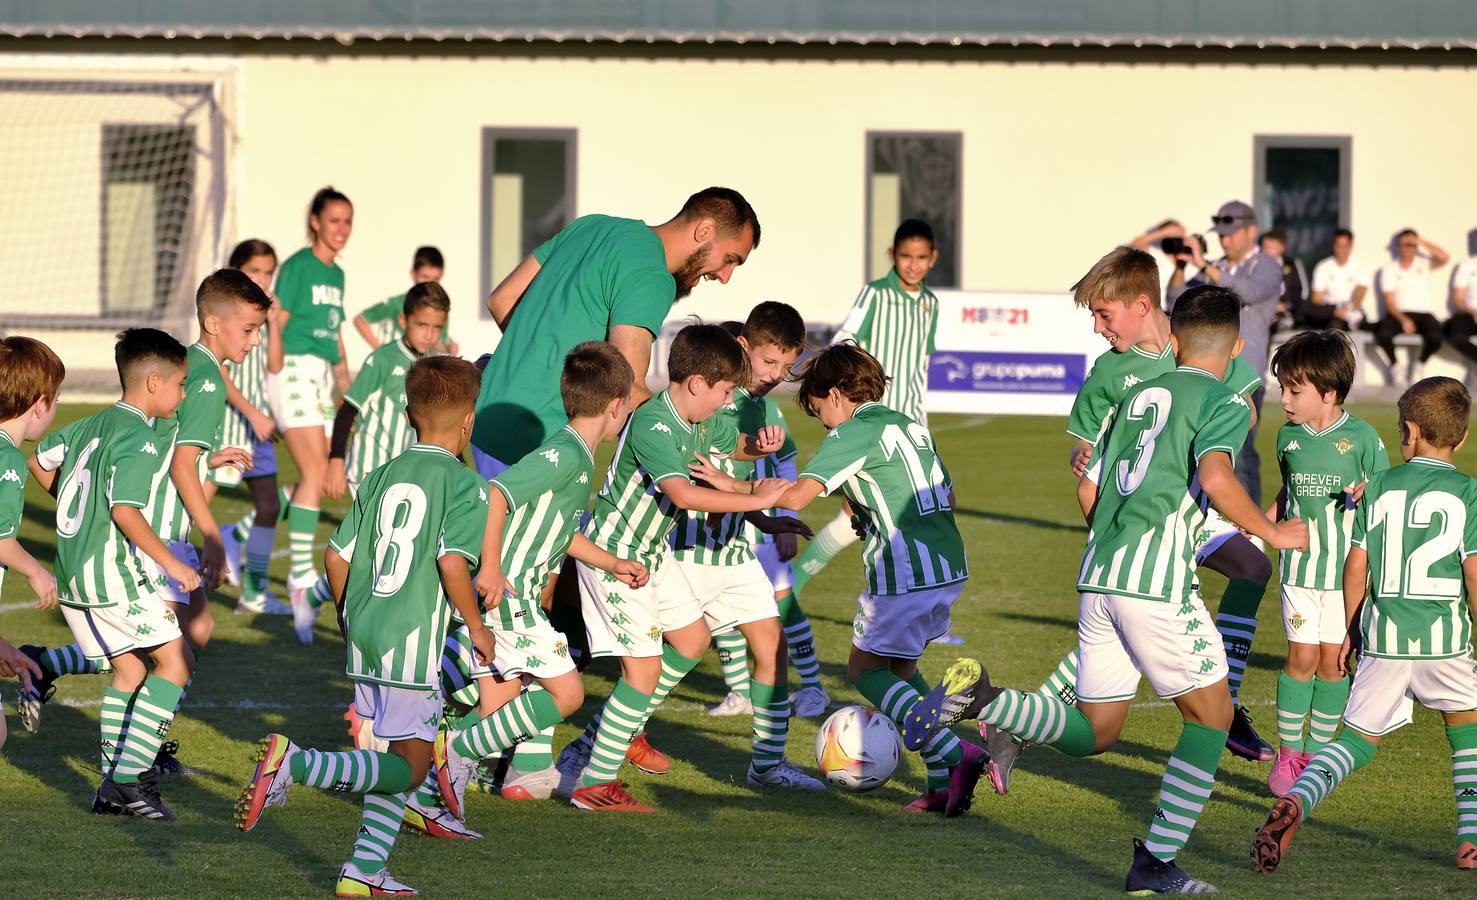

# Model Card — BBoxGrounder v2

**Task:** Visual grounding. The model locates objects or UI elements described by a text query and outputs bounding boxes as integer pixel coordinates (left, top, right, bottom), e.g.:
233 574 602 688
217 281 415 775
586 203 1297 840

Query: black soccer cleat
16 644 58 734
151 740 194 778
90 778 126 816
1124 838 1216 894
1226 706 1274 762
899 657 1002 753
100 773 175 821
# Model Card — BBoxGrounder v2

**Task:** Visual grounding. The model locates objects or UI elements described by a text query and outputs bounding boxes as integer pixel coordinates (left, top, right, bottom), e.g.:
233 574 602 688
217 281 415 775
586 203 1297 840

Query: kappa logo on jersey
579 472 589 484
392 366 406 377
650 421 673 435
0 468 20 484
1286 440 1302 452
1228 393 1248 408
1123 374 1142 390
200 381 217 393
142 442 159 456
541 448 561 467
1334 437 1353 456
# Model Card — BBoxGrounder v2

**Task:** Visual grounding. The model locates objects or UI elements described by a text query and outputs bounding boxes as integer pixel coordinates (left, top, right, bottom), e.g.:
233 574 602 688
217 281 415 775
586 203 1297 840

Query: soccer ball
814 705 901 792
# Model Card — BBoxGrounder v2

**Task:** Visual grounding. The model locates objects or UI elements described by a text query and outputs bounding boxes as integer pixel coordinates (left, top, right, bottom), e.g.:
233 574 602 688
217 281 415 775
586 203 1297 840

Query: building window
1254 136 1351 276
480 129 577 315
100 123 195 315
866 132 961 289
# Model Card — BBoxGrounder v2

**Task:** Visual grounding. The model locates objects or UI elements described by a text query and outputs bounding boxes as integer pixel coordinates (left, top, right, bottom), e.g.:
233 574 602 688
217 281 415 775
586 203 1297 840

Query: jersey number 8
371 483 428 596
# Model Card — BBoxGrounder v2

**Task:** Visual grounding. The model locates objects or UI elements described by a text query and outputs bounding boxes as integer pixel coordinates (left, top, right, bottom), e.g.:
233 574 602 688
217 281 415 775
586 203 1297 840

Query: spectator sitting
1444 248 1477 366
1259 229 1307 333
1374 228 1450 384
1307 228 1370 331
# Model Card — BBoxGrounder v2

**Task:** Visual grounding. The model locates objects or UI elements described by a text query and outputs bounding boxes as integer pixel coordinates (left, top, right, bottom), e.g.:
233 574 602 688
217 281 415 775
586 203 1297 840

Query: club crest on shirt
1334 437 1353 456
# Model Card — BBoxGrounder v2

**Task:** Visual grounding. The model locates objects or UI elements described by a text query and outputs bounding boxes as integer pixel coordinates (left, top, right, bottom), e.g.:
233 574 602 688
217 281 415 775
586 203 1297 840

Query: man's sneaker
708 691 753 717
290 586 320 645
1227 707 1274 762
980 723 1026 796
1458 841 1477 870
899 657 1000 752
554 740 591 797
150 740 195 778
90 778 125 815
626 732 669 775
235 733 298 832
403 800 482 841
569 780 655 812
16 645 56 734
235 592 293 616
901 790 948 814
1267 746 1301 797
501 762 560 801
433 725 474 821
1125 838 1216 893
335 863 417 897
1251 794 1305 874
944 741 987 817
221 527 244 589
790 685 830 718
100 774 175 821
746 759 825 791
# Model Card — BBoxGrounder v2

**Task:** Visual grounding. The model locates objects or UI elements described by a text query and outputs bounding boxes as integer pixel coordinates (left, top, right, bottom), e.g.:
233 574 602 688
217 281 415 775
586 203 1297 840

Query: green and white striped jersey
343 339 421 484
330 444 488 689
749 398 799 546
360 293 452 346
0 431 27 596
1277 412 1390 589
1351 457 1477 660
1067 342 1261 448
672 387 768 566
35 402 169 609
837 269 939 425
585 390 737 573
219 326 269 450
146 343 226 543
489 424 596 606
1078 367 1251 603
799 402 967 596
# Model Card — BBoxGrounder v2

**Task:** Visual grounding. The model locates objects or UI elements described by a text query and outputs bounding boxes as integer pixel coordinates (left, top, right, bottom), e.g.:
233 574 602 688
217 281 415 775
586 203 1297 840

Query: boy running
903 285 1306 892
235 356 492 896
1253 376 1477 873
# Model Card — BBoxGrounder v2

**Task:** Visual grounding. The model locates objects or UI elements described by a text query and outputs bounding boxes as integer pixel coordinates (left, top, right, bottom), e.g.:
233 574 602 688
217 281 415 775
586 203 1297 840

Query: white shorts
267 354 336 431
61 598 182 663
677 557 776 632
353 681 443 743
139 541 202 607
1076 591 1229 702
578 557 704 659
1281 585 1348 646
851 582 962 660
753 541 795 594
473 598 577 681
1342 652 1477 737
1192 507 1242 565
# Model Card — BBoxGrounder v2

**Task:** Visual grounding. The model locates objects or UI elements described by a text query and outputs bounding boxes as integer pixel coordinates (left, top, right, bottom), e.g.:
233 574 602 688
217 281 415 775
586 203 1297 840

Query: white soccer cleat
789 685 830 718
500 763 561 801
235 592 293 616
221 528 244 589
336 863 417 897
403 799 483 841
434 728 477 821
708 691 754 717
290 587 320 645
746 759 826 791
554 740 591 798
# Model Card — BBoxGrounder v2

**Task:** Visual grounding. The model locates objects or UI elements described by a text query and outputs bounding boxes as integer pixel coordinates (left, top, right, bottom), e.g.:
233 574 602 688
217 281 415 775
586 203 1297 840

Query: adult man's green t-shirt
472 214 675 465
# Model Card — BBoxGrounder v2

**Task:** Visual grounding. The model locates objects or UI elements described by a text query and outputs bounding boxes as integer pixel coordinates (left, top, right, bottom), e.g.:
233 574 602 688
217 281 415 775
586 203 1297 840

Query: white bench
1268 328 1474 401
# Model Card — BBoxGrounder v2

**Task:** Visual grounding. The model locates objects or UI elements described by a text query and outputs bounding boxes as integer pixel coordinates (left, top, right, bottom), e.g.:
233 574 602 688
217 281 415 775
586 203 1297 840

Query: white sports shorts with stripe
577 556 705 659
266 354 335 432
753 541 794 593
1341 652 1477 737
471 597 577 681
1281 585 1347 646
1192 507 1242 565
353 682 444 742
1075 590 1229 702
676 557 773 631
851 583 963 660
61 597 182 663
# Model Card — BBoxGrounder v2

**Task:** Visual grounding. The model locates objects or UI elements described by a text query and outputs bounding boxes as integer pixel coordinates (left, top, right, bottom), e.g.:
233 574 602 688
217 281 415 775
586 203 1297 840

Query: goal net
0 69 230 396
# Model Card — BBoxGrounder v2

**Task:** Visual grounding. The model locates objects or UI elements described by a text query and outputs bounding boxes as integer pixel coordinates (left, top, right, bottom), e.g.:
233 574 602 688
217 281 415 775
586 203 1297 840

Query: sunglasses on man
1210 215 1255 226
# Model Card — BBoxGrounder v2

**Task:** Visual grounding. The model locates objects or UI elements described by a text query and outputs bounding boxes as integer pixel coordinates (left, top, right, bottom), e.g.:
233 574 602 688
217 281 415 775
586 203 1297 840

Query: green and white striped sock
1288 731 1376 814
289 748 415 794
715 630 751 697
749 679 790 772
41 643 99 676
579 680 652 787
856 669 963 791
1213 578 1265 704
111 676 184 783
408 771 441 811
1275 671 1313 752
791 513 857 596
1449 723 1477 847
1307 676 1350 750
285 504 320 585
243 524 276 596
453 689 561 760
1036 649 1079 704
631 645 703 733
99 686 131 773
349 791 409 875
778 595 822 688
511 725 556 771
231 513 254 544
309 574 334 609
1142 721 1227 862
980 689 1097 758
907 672 962 790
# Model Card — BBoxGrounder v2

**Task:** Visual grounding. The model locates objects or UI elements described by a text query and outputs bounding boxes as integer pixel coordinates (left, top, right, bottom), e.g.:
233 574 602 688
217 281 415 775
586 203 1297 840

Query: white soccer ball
814 705 901 792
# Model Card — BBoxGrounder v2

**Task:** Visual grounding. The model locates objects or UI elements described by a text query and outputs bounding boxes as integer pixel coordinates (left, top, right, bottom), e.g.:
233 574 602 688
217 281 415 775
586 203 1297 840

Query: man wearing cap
1167 199 1283 503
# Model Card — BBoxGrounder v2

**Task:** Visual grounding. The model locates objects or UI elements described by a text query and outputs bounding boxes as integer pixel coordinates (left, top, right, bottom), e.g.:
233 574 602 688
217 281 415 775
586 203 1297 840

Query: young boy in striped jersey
791 219 940 617
236 356 493 897
1265 330 1389 796
293 282 451 644
771 342 982 815
30 328 205 819
1254 376 1477 874
351 245 457 355
670 304 823 790
906 286 1307 893
555 323 792 812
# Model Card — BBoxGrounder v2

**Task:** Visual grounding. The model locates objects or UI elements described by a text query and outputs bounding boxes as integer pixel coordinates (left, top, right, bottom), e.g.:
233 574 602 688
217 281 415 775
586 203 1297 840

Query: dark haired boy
1254 376 1477 874
1265 330 1390 796
903 286 1307 893
352 245 456 354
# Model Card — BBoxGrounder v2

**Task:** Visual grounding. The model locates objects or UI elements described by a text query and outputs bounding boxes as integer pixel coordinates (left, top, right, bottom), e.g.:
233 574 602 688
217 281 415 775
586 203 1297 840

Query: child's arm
351 313 382 349
333 336 351 394
729 426 786 462
1076 470 1100 523
1200 451 1307 549
660 475 790 516
171 445 248 590
112 506 201 594
472 490 510 605
28 453 57 496
1339 545 1369 676
743 512 813 539
326 546 350 637
223 367 275 441
0 539 57 609
1265 485 1288 525
775 478 825 512
566 534 649 588
487 254 543 330
266 295 287 375
324 404 358 500
439 554 495 665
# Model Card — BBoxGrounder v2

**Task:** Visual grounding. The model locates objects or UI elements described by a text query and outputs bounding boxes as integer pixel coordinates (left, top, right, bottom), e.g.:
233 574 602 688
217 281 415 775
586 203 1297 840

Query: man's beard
672 242 711 301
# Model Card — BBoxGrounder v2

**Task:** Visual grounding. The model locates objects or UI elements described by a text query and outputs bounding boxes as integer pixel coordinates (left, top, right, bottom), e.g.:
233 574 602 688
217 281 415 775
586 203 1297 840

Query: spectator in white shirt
1375 227 1450 382
1306 228 1370 330
1446 251 1477 365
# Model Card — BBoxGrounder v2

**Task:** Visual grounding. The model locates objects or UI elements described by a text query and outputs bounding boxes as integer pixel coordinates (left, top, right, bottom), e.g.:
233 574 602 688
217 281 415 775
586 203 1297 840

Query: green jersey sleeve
491 444 573 511
629 412 692 484
532 227 566 265
328 487 367 560
440 476 489 564
1067 355 1116 444
1224 355 1262 397
1362 424 1392 480
1462 478 1477 559
1351 487 1369 549
839 285 878 345
799 419 873 496
275 253 305 314
703 406 741 459
361 295 402 325
110 424 165 508
342 351 386 411
34 423 71 473
0 449 24 540
609 264 675 339
175 369 224 449
1193 390 1252 463
924 289 940 355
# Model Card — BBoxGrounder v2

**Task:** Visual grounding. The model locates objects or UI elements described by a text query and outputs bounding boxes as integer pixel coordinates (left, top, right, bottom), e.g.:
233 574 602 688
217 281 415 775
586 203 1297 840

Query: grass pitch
2 402 1474 897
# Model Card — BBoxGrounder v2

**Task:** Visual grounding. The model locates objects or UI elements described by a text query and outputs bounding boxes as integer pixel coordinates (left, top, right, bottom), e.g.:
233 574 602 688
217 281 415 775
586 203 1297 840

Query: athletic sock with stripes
1307 675 1350 750
285 504 320 588
99 686 131 773
511 725 556 771
1275 671 1313 752
349 790 410 875
289 748 415 794
856 668 963 791
630 645 703 733
243 524 276 597
715 630 751 698
40 643 100 676
578 680 652 787
452 689 561 760
1142 721 1227 863
777 594 822 689
748 679 790 772
1448 723 1477 849
1036 648 1080 704
978 688 1097 758
111 675 184 783
790 513 857 597
1288 730 1377 814
1213 578 1266 703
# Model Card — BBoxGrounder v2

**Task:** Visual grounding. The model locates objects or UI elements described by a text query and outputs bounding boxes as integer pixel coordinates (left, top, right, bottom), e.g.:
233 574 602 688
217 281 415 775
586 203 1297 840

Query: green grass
2 402 1475 897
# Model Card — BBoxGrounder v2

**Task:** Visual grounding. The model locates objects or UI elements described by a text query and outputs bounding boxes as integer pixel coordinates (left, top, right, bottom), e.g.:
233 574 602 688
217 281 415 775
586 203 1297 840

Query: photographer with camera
1167 200 1283 503
1131 219 1200 302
